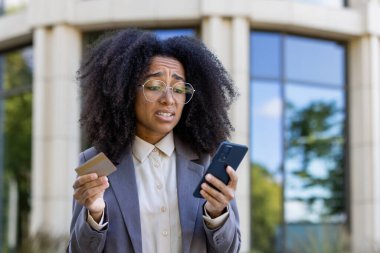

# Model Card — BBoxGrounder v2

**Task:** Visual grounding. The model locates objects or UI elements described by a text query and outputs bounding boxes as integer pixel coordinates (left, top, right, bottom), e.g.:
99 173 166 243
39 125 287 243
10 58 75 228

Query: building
0 0 379 252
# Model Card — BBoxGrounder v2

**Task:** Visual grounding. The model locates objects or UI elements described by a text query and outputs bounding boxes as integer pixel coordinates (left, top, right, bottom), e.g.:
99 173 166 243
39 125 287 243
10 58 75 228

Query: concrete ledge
29 0 201 30
250 0 363 39
364 2 380 36
0 10 32 51
1 0 380 47
202 0 363 39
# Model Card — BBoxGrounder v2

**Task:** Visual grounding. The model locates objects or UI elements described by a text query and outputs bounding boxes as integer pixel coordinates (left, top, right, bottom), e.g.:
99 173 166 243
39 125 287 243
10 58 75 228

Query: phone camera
219 146 232 162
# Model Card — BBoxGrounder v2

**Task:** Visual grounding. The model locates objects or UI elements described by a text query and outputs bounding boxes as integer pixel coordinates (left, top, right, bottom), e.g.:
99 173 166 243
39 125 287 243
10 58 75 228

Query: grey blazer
68 137 241 253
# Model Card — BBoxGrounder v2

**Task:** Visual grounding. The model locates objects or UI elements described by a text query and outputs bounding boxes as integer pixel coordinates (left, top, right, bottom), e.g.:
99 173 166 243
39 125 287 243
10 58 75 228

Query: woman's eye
147 85 162 91
174 88 185 94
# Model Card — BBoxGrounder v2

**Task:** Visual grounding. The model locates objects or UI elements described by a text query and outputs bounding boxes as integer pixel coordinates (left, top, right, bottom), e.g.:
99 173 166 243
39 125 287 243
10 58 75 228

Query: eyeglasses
138 79 195 104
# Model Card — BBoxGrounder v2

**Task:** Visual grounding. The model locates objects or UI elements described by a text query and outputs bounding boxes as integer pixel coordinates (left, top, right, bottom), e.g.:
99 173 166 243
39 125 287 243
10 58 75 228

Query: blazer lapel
108 149 142 253
175 138 206 253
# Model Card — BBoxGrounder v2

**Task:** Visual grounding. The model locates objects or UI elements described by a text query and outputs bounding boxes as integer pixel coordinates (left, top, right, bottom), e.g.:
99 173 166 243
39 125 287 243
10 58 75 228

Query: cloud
256 97 282 119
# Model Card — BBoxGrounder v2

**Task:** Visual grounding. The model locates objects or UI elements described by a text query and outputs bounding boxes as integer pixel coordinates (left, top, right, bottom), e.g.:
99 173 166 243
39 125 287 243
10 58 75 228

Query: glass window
251 80 283 177
250 31 347 253
285 36 345 86
0 46 33 252
285 84 345 223
0 0 29 16
250 80 283 253
83 28 197 51
251 32 281 79
155 29 195 40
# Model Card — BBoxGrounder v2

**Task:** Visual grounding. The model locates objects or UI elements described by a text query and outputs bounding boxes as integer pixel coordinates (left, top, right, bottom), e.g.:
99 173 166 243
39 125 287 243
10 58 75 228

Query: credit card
75 152 117 177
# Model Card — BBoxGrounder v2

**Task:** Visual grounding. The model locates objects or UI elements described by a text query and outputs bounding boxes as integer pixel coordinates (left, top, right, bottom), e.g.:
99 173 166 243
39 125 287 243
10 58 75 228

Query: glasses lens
143 80 165 102
172 82 194 104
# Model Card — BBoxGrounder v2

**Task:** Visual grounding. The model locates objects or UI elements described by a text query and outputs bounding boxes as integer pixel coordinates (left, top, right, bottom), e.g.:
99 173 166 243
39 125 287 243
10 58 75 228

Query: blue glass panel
251 32 281 79
285 35 345 86
154 29 195 40
251 80 282 175
284 84 345 224
250 80 283 253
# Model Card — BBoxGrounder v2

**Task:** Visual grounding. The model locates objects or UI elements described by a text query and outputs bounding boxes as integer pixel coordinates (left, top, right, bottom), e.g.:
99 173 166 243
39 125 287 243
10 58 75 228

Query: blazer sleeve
203 198 241 253
67 149 109 253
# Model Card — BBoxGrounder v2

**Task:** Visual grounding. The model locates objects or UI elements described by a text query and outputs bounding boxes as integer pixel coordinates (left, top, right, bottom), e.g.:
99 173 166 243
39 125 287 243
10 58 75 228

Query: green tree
251 163 282 253
1 50 32 252
286 101 345 218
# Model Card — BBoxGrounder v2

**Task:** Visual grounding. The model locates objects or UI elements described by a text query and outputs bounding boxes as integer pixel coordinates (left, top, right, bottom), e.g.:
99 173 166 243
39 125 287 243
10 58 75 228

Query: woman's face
135 56 186 144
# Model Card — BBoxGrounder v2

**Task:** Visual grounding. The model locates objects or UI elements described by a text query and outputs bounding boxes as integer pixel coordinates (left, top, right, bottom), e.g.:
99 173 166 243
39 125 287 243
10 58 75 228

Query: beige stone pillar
31 26 50 236
201 16 232 70
202 15 251 252
348 0 380 7
349 35 380 252
31 25 81 236
230 17 250 253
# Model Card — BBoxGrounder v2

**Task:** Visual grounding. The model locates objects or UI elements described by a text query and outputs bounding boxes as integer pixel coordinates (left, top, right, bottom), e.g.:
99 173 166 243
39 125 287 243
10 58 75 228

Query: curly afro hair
79 28 238 162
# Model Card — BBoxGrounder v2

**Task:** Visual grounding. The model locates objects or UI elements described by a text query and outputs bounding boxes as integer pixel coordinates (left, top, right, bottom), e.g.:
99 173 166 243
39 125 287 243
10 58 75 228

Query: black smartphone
193 141 248 198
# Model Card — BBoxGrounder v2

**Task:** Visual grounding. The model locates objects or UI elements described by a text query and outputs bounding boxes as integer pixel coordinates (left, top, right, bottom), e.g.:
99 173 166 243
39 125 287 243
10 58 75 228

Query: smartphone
193 141 248 198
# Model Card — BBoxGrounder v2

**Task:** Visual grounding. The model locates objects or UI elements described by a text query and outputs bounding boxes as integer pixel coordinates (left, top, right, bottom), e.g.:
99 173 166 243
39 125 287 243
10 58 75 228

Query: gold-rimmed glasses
138 79 195 104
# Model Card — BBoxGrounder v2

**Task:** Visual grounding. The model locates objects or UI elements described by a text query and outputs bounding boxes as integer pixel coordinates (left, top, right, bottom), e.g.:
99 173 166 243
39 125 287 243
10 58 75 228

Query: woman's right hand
73 173 109 222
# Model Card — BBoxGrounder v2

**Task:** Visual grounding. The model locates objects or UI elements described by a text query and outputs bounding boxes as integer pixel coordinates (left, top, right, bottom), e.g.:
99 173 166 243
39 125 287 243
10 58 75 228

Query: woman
68 28 240 253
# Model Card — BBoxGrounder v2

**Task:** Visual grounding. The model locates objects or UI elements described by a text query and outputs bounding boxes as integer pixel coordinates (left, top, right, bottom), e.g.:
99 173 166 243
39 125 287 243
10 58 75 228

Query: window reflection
285 36 345 86
0 0 29 15
155 29 195 40
83 28 196 51
0 46 33 252
251 80 283 253
251 32 281 79
251 80 283 178
250 31 347 252
285 84 345 223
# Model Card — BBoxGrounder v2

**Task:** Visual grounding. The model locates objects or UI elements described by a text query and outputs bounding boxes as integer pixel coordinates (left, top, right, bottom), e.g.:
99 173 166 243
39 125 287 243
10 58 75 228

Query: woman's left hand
200 166 238 218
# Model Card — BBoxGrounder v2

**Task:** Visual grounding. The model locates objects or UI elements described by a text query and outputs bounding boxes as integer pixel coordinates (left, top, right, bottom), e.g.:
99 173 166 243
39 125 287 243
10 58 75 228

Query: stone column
349 35 380 252
201 16 232 70
230 16 250 253
31 25 81 236
202 15 251 252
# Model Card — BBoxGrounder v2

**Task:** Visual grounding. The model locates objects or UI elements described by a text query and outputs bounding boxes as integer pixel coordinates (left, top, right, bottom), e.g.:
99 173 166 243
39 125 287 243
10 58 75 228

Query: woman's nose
159 86 175 104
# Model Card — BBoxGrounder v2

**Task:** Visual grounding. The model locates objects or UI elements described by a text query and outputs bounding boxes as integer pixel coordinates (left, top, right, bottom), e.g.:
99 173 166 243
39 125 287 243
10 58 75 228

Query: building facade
0 0 379 252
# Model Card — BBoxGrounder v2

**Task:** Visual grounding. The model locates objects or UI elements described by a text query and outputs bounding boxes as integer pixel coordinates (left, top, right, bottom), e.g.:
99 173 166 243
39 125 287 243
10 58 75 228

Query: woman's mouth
155 111 175 121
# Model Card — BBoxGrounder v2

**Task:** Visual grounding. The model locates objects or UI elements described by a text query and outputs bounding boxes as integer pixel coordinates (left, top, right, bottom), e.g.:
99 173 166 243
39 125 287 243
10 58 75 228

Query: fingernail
206 174 212 180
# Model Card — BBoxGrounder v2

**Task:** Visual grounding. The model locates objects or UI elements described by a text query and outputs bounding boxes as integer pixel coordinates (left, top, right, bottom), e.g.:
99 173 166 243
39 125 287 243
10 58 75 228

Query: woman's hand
200 166 238 218
73 173 109 222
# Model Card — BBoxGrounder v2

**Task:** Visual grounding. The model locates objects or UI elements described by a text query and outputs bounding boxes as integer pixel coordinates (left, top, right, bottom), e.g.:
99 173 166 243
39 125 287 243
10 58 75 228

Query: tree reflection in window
286 100 345 221
250 31 347 253
0 47 33 252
